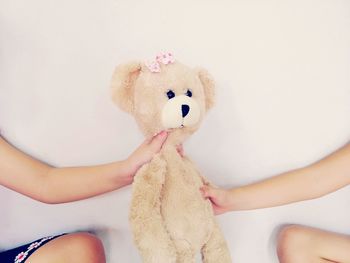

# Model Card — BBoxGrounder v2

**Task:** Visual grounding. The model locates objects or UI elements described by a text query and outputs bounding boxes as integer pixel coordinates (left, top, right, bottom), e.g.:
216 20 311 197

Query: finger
149 131 168 150
207 200 224 215
176 144 184 157
143 131 166 145
143 136 153 145
200 185 215 198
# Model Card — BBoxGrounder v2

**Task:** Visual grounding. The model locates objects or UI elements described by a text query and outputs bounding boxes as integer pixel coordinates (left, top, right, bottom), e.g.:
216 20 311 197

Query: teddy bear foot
201 223 232 263
140 249 177 263
176 250 195 263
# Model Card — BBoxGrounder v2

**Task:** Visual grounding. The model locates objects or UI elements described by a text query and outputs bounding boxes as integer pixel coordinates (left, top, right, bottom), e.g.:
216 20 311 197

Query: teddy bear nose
181 104 190 118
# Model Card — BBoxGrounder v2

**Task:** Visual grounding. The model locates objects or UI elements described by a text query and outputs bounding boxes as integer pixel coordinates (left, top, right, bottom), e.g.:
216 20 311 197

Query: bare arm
0 131 167 204
202 142 350 214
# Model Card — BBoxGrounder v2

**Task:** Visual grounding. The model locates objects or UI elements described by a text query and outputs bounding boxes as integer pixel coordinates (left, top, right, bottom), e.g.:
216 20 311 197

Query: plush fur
111 58 231 263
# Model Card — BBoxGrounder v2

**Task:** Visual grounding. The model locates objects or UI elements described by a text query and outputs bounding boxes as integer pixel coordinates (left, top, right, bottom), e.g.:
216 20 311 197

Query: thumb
201 185 217 199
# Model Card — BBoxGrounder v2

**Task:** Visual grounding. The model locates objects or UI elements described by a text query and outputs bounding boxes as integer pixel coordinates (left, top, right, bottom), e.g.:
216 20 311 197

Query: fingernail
159 130 167 137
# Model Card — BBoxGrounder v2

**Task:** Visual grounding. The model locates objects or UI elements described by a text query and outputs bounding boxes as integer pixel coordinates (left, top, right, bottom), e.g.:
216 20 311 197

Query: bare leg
277 225 350 263
201 222 231 263
26 232 105 263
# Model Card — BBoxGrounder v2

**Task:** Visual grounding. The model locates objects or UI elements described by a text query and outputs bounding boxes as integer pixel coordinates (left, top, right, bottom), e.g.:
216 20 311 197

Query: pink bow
145 52 175 73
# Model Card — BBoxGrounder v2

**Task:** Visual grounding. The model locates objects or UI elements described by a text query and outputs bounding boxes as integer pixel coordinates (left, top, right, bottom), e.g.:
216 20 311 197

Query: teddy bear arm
201 221 231 263
129 157 177 262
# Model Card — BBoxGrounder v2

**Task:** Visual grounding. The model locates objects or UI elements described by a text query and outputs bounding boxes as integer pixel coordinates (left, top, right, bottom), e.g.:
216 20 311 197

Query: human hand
123 131 168 182
200 185 233 215
176 144 184 157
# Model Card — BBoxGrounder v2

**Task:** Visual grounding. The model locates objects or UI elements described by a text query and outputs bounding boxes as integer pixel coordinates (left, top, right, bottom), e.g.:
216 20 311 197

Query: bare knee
65 233 105 263
28 232 105 263
277 225 311 263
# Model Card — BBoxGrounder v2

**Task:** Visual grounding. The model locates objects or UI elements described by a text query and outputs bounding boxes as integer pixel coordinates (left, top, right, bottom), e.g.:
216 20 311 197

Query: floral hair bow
145 52 175 73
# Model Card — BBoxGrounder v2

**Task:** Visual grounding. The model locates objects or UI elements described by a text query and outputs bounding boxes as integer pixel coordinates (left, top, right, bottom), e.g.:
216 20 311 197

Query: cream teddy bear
111 53 231 263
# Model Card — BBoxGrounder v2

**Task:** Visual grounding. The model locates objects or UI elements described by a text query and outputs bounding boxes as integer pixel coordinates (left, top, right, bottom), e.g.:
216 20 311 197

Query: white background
1 0 350 262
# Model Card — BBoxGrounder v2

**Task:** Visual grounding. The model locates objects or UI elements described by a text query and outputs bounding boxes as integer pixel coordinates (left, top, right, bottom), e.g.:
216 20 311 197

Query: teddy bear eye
166 90 175 99
185 89 192 97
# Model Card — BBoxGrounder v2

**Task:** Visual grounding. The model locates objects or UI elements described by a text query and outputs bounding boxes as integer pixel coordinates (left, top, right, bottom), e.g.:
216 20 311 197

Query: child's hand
123 131 168 182
176 144 184 157
201 185 233 215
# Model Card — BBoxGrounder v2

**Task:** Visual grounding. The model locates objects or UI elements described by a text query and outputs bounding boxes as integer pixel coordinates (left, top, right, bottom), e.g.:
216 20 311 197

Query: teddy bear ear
196 68 215 111
111 61 142 114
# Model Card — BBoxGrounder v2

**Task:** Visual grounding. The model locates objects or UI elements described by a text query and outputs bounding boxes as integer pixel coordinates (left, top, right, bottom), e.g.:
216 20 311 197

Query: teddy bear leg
140 247 177 263
176 250 195 263
174 241 195 263
130 157 177 263
176 252 195 263
201 222 231 263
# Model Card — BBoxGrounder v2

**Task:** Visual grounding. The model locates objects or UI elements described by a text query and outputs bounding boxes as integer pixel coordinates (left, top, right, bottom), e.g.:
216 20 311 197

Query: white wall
1 0 350 262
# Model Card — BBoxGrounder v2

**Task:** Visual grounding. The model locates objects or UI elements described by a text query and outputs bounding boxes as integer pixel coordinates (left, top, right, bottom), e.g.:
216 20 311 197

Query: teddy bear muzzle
161 95 200 129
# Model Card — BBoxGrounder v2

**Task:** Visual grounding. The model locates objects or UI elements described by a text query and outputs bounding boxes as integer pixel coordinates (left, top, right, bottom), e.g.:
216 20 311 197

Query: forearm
0 137 132 203
229 143 350 210
2 158 131 204
40 161 131 204
229 167 321 210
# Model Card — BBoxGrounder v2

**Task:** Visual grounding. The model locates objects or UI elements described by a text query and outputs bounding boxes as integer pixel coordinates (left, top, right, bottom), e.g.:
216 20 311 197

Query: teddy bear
111 52 231 263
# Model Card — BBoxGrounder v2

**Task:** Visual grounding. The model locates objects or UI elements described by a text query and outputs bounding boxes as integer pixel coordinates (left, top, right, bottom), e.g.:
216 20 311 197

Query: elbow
309 191 326 200
40 197 61 205
33 181 62 204
306 186 332 201
32 193 61 204
34 169 63 204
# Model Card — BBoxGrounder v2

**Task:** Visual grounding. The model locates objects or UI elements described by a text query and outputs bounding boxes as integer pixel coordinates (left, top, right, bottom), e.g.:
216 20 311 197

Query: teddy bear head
111 53 215 145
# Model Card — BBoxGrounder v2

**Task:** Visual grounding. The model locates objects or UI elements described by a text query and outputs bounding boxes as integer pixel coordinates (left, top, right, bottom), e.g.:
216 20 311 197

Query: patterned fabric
0 234 65 263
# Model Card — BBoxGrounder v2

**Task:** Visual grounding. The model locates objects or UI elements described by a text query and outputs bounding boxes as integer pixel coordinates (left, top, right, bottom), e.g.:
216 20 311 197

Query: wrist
227 188 244 211
120 157 141 181
110 160 134 187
